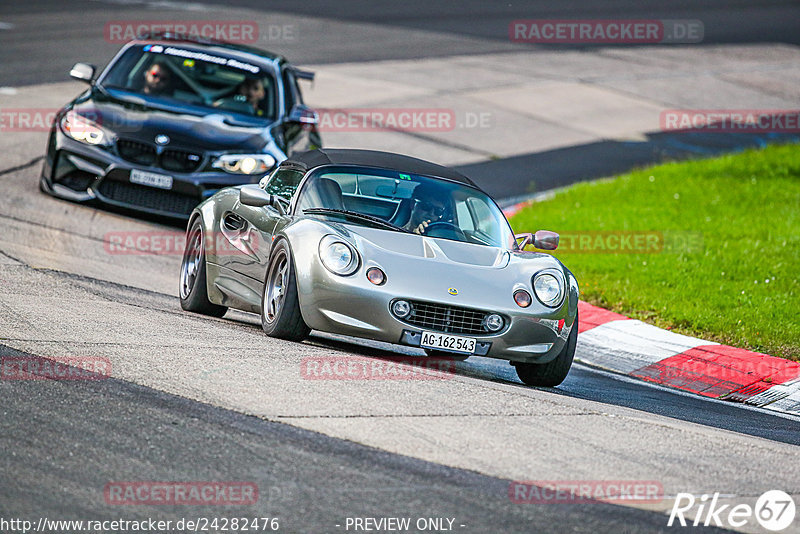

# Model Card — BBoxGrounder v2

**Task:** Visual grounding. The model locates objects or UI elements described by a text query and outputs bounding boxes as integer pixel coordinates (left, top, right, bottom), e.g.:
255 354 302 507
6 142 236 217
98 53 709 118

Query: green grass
509 143 800 360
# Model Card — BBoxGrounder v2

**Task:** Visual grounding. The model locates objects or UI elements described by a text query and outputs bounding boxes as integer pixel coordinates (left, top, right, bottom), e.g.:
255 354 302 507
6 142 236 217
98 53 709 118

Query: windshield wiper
303 208 410 233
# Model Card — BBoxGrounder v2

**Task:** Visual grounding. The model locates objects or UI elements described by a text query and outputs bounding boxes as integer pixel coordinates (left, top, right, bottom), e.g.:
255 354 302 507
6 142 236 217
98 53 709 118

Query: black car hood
72 90 271 152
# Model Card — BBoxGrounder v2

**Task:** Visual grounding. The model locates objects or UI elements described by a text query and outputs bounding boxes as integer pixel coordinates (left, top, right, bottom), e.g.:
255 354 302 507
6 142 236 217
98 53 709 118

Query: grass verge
509 143 800 360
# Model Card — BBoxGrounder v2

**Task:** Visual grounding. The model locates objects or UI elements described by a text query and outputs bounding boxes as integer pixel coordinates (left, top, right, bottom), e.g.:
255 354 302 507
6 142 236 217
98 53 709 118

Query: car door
218 168 305 284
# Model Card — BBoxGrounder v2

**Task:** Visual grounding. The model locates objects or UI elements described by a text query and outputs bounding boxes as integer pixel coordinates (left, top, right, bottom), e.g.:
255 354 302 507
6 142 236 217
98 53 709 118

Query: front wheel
179 218 228 317
514 313 578 387
260 240 310 341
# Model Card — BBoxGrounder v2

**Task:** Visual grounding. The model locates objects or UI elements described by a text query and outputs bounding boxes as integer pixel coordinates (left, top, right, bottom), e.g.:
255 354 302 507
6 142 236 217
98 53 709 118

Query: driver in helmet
404 182 451 235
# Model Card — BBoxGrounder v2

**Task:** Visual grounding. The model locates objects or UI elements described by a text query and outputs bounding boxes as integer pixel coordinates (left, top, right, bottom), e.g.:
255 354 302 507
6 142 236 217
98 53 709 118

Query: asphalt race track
1 1 799 533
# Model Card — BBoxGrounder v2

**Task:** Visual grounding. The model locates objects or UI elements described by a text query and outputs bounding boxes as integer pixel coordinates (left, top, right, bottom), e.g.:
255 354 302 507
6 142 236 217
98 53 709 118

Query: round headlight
484 313 504 332
392 300 412 318
319 235 358 275
533 272 564 307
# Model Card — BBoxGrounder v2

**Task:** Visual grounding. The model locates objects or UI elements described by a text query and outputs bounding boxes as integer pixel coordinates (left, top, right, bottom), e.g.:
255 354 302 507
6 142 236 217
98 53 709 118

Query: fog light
484 313 504 332
366 267 386 285
514 290 532 308
392 300 411 318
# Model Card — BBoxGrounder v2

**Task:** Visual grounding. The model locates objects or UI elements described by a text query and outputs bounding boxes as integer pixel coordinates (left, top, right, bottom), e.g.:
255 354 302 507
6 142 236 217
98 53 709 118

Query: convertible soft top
284 149 477 186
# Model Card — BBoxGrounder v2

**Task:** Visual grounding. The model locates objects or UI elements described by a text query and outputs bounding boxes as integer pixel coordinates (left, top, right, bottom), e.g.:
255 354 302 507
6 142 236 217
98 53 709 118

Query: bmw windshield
295 167 516 248
99 44 277 122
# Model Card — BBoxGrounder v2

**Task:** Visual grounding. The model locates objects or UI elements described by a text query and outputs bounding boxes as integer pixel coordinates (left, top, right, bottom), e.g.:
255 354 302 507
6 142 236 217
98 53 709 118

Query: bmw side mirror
239 185 286 215
70 63 96 84
288 104 318 125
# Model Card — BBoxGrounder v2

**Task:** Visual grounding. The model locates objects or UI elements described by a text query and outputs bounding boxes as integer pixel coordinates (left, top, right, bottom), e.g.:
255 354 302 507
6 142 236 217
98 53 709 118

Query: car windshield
295 167 516 248
99 44 276 121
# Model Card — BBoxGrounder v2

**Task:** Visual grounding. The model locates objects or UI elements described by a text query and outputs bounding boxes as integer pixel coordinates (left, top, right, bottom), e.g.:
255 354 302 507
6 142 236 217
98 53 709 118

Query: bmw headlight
60 110 108 146
532 269 565 308
212 154 276 175
319 235 359 276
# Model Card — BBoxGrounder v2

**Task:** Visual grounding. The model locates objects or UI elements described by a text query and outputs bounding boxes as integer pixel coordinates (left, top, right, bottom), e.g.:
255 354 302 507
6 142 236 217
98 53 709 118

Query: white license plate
420 331 476 354
130 169 173 190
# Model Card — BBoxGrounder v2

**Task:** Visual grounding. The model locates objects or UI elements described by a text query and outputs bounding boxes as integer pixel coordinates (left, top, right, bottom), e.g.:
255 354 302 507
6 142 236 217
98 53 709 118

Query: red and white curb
575 301 800 415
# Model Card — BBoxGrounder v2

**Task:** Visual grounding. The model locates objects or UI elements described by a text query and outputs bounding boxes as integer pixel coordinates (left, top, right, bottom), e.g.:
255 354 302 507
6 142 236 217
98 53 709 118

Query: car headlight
319 235 359 276
532 269 565 308
212 154 276 175
60 110 108 146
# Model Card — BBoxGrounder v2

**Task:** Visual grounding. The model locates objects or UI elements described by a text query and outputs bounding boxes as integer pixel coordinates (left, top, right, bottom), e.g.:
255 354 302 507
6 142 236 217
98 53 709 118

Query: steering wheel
423 221 467 240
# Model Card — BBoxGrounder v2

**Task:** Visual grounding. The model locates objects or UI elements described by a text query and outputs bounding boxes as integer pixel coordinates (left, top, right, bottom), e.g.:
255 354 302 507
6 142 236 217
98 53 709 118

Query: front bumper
41 132 265 220
294 248 579 364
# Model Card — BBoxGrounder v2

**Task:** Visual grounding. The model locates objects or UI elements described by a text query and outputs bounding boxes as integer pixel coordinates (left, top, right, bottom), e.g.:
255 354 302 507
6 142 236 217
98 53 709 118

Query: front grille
117 139 156 166
161 148 203 173
98 180 199 216
116 139 203 173
399 300 498 335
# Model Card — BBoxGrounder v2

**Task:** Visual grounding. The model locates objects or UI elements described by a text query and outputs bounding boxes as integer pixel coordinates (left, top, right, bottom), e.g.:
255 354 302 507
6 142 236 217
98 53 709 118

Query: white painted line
0 87 18 95
0 22 15 30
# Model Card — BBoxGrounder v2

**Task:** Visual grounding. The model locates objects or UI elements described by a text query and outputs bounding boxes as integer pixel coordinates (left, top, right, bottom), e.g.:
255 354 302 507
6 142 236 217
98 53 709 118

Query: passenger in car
236 78 266 115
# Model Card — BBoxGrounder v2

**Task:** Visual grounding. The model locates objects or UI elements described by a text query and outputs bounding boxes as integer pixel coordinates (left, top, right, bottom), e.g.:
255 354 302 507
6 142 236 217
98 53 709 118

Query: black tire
514 312 578 387
260 239 310 341
424 349 470 362
179 218 228 317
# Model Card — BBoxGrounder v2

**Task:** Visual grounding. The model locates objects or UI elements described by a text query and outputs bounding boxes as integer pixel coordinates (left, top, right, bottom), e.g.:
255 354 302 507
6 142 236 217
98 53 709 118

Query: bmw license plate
130 168 173 190
420 331 476 354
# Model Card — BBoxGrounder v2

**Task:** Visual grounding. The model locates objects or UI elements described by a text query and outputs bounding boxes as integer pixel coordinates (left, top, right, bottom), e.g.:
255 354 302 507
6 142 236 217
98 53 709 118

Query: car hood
72 91 270 151
321 224 510 268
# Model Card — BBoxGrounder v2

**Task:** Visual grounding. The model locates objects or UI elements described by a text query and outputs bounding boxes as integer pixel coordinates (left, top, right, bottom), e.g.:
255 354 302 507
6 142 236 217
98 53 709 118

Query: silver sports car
179 149 579 386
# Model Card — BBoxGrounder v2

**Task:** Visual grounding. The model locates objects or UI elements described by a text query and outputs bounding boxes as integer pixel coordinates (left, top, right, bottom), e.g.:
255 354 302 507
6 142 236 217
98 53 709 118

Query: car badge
155 134 170 145
448 287 458 295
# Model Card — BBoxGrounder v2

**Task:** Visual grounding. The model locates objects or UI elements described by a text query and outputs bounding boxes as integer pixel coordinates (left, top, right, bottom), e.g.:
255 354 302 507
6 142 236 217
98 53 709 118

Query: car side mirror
515 231 559 250
239 185 286 215
70 63 96 84
534 230 559 250
288 104 318 125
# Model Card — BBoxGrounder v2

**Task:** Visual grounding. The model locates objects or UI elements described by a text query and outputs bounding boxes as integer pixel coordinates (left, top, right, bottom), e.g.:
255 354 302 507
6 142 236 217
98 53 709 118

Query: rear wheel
260 240 310 341
514 313 578 387
179 219 228 317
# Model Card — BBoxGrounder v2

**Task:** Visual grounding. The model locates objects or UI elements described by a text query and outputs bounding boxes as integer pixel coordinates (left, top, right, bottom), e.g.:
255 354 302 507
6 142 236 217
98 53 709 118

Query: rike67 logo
669 490 796 531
